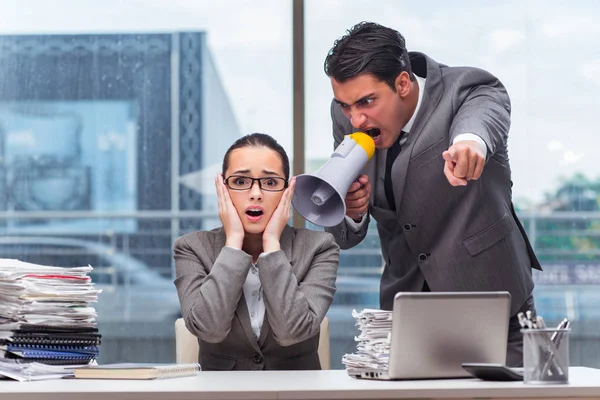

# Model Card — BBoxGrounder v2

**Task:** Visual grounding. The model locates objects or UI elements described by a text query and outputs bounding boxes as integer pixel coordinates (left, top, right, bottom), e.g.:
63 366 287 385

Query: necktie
384 132 405 211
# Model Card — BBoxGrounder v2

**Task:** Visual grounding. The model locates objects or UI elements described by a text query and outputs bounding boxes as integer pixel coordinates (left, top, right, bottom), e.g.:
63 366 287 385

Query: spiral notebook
74 363 201 380
1 325 102 344
8 335 102 345
7 344 99 353
12 324 99 334
5 344 99 359
6 350 96 361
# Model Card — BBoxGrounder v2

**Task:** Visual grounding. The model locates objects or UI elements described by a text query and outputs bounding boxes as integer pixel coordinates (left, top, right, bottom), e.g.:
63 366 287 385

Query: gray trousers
506 294 536 367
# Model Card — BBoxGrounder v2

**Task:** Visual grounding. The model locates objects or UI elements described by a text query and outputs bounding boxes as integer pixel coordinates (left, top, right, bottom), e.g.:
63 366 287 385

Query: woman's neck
242 233 263 263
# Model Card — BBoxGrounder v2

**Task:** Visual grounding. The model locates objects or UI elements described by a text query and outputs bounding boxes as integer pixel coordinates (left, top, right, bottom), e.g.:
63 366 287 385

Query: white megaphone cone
292 132 375 227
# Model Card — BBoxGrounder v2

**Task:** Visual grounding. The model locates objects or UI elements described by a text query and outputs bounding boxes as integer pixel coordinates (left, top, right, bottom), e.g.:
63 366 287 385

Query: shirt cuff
345 214 367 232
453 133 488 159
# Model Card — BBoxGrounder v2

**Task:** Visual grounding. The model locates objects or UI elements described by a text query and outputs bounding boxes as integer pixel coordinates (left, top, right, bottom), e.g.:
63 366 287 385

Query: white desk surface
1 367 600 400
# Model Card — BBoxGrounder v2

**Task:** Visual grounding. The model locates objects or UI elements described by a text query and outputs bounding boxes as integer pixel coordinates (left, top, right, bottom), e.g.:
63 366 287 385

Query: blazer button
403 223 412 232
252 353 263 364
418 253 428 262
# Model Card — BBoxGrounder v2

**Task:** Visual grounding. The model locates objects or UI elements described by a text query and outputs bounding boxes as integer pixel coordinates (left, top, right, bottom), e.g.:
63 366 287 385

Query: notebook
6 344 99 354
6 350 96 360
7 335 102 345
349 291 511 380
11 324 99 333
74 363 201 380
1 325 102 345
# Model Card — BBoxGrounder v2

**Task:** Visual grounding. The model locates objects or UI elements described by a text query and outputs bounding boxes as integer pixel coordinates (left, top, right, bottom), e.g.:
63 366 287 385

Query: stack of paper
0 259 102 381
341 309 392 370
0 358 97 381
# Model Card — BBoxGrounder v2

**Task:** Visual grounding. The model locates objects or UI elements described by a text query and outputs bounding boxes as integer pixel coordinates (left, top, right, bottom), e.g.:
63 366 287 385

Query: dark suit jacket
173 225 339 370
326 52 541 316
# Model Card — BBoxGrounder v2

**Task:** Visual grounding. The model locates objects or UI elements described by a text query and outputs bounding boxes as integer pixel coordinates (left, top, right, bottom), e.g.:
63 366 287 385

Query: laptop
349 291 511 380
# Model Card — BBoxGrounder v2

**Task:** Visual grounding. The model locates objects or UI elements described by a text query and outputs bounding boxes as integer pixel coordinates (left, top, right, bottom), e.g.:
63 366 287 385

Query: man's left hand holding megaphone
292 132 375 227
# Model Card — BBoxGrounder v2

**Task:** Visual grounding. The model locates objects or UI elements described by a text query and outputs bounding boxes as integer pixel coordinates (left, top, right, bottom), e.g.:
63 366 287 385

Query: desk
1 367 600 400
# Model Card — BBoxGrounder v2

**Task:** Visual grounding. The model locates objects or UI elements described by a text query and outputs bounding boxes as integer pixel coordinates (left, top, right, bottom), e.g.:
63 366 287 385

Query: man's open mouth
365 128 381 139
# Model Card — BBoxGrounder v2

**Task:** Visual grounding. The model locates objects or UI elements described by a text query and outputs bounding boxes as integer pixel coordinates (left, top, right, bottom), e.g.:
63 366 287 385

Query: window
0 0 292 364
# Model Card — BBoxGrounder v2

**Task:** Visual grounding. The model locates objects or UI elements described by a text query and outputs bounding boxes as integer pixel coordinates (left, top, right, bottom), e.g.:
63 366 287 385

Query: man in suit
323 22 542 367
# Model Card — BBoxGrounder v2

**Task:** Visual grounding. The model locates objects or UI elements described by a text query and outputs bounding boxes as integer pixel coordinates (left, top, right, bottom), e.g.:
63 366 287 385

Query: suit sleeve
449 69 511 159
258 232 340 346
324 99 370 249
173 235 252 343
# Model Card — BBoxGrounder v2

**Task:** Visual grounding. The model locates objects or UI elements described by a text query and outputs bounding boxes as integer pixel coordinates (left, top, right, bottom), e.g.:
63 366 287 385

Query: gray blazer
173 225 339 370
326 52 541 316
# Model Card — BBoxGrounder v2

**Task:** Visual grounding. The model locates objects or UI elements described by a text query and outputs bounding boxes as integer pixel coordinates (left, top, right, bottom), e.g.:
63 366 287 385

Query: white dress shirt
243 262 265 340
345 74 487 231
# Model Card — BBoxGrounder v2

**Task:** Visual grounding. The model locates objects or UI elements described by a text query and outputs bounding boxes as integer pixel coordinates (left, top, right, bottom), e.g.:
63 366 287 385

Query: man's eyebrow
334 94 375 107
231 169 251 175
261 169 279 175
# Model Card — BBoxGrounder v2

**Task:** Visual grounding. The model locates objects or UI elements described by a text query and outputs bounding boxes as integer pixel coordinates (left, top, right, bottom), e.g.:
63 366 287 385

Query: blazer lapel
258 313 270 346
234 295 262 352
368 151 387 209
391 52 445 214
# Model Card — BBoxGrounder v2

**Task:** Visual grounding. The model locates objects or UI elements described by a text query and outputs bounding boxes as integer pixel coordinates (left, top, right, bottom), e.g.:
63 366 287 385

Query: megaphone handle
350 176 368 221
353 176 364 188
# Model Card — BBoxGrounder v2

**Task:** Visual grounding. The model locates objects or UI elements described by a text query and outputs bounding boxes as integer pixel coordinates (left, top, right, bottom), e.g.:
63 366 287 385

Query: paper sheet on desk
0 358 96 381
342 309 393 370
0 259 92 275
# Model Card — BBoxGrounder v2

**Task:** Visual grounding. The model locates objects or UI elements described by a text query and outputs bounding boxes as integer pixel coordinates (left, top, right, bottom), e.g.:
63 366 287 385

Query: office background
0 0 598 369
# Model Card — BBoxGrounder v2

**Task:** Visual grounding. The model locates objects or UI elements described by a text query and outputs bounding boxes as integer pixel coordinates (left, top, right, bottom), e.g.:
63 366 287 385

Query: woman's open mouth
245 208 264 222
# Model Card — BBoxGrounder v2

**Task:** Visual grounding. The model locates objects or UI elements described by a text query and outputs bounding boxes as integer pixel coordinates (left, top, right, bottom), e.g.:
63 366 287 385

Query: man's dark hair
222 133 290 180
324 21 413 89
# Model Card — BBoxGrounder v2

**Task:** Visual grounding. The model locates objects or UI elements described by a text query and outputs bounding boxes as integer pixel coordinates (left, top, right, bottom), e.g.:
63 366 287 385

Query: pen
526 310 533 323
536 316 547 329
540 318 570 378
517 312 527 329
550 318 568 343
525 318 534 329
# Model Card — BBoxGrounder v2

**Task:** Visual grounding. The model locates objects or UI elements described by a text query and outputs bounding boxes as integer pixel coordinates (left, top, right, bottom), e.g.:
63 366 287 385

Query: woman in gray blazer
173 133 340 370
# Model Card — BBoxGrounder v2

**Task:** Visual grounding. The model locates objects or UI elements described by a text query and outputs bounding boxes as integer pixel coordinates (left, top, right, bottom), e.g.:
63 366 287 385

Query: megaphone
292 132 376 227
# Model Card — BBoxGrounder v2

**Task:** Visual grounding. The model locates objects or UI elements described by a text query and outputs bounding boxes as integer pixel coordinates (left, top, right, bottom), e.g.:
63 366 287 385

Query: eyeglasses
224 175 288 192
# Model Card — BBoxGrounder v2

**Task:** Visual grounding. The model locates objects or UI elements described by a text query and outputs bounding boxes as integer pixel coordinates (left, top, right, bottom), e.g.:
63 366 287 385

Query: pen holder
522 328 570 384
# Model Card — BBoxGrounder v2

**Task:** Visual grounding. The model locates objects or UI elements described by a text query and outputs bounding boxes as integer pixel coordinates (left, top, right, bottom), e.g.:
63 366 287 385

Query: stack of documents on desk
0 259 102 380
341 309 392 370
0 358 96 381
